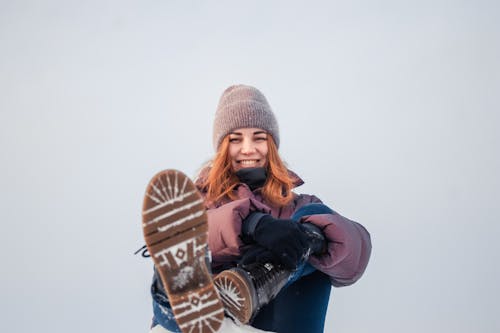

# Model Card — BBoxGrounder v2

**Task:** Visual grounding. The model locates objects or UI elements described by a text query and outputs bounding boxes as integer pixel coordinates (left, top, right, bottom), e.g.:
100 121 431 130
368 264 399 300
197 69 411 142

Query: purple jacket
194 169 372 287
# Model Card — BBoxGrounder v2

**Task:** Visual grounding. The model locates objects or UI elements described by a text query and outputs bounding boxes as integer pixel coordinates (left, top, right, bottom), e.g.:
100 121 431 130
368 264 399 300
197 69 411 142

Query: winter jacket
194 168 372 287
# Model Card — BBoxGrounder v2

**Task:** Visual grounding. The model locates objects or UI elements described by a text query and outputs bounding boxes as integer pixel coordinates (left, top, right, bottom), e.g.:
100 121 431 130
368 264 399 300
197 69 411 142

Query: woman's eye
229 138 240 143
255 137 267 141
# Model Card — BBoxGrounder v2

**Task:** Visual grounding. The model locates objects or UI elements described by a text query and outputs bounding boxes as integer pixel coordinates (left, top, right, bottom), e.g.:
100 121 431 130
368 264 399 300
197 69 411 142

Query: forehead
229 127 267 135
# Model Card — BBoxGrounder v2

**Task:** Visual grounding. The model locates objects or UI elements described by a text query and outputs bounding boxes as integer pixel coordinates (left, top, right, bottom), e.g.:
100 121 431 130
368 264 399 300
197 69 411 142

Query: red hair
202 134 294 207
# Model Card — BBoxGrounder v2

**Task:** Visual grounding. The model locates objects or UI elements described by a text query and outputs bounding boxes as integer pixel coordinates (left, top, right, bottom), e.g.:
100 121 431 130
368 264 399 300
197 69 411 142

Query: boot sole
142 169 224 333
213 269 255 324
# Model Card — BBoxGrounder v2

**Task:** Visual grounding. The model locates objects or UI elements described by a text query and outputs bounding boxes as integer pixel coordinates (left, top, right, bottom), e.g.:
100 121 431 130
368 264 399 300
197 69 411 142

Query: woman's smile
238 159 261 166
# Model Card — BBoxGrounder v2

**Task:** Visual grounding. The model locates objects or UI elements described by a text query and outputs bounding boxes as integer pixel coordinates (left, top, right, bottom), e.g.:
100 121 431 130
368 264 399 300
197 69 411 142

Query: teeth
240 160 257 165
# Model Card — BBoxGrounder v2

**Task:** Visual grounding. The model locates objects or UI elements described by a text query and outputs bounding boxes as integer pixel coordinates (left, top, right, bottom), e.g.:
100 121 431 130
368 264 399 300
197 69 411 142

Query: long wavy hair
202 134 294 207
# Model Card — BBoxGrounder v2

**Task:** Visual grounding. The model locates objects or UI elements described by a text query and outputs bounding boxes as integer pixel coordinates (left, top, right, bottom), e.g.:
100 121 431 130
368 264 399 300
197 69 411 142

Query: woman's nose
241 140 255 154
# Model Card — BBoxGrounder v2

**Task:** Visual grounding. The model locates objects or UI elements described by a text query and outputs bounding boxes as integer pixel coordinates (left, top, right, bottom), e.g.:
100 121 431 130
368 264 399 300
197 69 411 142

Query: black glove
239 245 279 267
241 213 310 269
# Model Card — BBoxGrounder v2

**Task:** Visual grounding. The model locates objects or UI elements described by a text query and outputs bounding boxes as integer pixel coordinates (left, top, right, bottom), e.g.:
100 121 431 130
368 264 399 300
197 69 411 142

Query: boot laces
134 244 150 258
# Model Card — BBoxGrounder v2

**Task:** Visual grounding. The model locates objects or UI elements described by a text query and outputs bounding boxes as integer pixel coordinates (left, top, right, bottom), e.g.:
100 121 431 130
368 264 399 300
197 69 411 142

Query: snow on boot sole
142 169 224 333
213 268 256 325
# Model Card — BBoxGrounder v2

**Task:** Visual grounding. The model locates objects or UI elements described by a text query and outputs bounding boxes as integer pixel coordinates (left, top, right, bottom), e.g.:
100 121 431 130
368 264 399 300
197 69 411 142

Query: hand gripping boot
214 222 326 324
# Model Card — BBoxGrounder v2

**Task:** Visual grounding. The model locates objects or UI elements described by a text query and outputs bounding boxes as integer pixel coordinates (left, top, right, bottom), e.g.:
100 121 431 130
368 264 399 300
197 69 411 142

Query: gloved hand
239 245 279 267
242 214 310 269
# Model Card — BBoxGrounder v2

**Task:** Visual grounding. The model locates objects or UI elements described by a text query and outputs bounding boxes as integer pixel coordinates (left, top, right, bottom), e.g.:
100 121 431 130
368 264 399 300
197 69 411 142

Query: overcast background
1 1 499 332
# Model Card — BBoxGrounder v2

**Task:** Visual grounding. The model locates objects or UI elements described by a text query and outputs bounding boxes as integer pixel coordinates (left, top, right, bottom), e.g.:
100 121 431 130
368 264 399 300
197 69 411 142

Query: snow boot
213 222 326 324
213 261 290 324
142 169 224 333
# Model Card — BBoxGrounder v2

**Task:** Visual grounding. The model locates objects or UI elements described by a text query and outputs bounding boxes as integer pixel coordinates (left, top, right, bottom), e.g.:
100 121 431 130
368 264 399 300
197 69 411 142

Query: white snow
172 266 194 289
149 318 274 333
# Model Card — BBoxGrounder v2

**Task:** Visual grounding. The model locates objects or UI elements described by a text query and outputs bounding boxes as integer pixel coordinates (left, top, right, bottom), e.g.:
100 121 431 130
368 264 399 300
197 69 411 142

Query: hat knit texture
213 85 279 150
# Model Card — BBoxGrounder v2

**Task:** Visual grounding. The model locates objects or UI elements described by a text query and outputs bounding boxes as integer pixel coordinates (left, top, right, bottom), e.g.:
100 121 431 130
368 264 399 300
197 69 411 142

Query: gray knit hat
213 85 279 150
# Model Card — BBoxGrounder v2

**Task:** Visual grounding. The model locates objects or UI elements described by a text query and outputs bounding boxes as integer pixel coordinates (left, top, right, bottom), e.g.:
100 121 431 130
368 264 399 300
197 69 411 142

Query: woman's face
228 127 269 172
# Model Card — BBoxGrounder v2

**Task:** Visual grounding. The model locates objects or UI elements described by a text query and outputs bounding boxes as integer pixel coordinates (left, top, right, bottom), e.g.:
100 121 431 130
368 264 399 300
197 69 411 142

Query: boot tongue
235 167 267 191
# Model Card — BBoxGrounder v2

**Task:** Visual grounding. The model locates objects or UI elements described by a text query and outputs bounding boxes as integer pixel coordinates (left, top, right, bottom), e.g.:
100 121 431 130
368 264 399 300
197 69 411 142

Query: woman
141 85 372 333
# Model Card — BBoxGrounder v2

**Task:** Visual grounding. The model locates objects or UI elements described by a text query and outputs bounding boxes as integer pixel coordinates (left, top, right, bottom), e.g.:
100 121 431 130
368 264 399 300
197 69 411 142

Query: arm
296 195 372 287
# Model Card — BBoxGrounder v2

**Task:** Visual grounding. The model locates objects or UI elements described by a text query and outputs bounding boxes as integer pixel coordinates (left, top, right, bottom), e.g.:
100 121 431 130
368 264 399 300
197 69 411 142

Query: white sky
1 1 499 332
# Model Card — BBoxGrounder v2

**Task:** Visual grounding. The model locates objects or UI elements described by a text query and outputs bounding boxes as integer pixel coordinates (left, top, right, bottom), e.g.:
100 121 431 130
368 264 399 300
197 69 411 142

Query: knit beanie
213 85 279 150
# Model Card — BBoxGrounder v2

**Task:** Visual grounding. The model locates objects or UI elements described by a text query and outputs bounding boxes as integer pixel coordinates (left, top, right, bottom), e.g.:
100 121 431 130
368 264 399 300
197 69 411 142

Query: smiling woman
140 85 372 333
228 128 268 171
204 125 293 208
